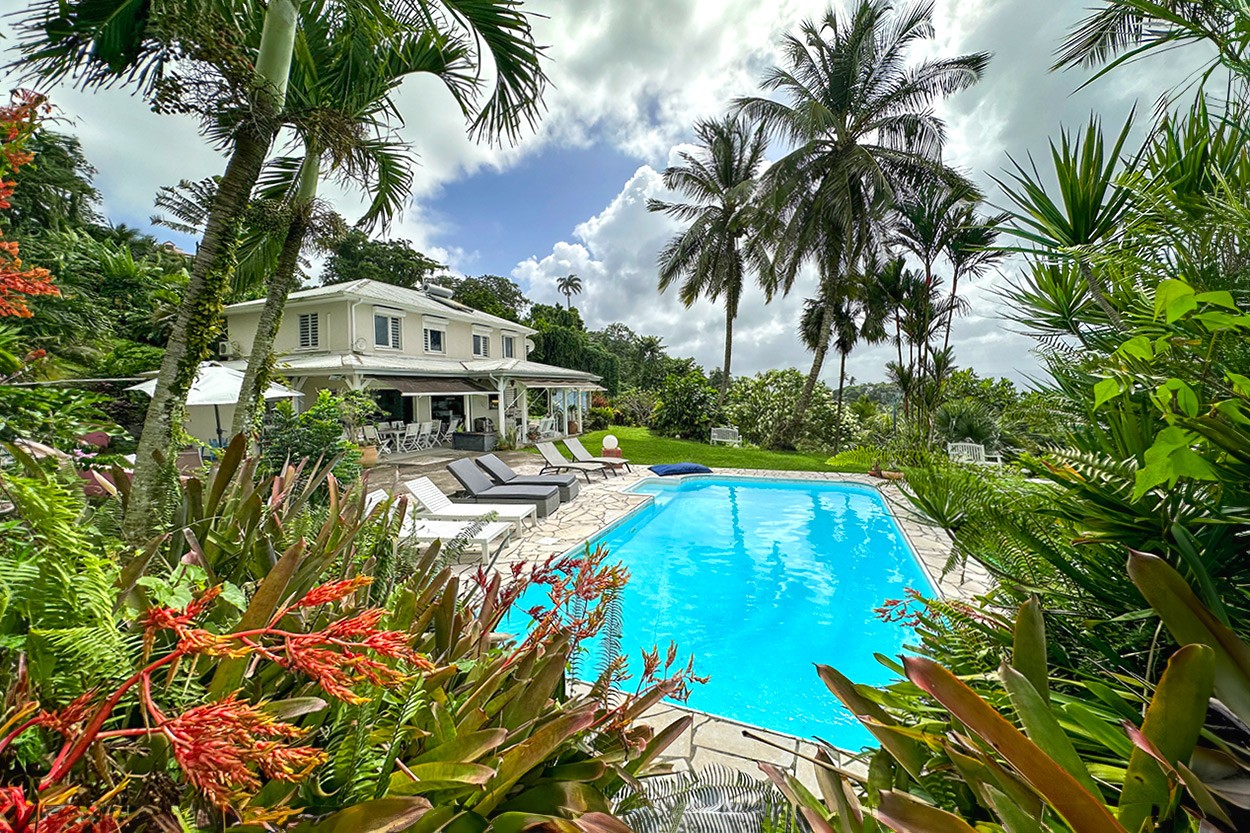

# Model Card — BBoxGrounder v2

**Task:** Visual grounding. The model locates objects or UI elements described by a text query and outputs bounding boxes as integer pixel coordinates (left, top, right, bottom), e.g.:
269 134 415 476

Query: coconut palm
232 1 486 434
734 0 988 435
942 204 1007 352
12 0 548 540
648 115 771 406
800 262 889 452
558 274 583 309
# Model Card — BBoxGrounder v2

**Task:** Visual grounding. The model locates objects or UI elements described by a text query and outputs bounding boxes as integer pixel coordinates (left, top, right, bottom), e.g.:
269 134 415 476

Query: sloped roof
219 353 599 383
223 279 535 334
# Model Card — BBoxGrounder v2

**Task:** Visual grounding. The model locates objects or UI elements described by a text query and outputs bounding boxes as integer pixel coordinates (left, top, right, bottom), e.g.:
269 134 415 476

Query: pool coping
471 464 992 787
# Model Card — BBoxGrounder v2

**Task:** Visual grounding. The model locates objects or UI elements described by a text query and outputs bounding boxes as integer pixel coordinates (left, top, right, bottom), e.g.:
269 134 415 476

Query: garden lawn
539 425 845 472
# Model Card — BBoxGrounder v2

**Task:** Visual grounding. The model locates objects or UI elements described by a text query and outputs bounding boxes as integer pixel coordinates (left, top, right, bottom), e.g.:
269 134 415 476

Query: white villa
218 279 602 449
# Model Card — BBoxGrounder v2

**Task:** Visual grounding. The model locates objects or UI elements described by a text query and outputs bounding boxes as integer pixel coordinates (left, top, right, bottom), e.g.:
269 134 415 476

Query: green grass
530 425 845 472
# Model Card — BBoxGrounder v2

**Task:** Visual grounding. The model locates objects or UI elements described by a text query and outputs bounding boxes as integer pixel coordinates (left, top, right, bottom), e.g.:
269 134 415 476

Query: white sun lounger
400 517 514 560
402 476 537 531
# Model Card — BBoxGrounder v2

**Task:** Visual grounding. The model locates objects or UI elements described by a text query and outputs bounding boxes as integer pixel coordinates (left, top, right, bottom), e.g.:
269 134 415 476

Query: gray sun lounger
446 458 560 518
475 453 581 501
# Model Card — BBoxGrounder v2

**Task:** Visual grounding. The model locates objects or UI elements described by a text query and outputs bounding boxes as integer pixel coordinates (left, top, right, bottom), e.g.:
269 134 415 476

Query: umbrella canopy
125 364 303 405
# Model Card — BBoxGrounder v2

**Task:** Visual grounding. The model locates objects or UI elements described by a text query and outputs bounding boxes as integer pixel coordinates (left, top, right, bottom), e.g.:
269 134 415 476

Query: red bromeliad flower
285 576 373 612
159 695 326 808
0 787 119 833
0 584 434 814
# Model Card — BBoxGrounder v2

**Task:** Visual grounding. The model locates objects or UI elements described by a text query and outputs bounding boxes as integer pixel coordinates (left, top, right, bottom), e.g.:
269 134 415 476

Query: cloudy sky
2 0 1211 387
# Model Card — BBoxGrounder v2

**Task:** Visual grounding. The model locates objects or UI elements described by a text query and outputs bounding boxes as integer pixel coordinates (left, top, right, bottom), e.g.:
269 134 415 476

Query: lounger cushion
447 459 561 517
476 454 580 502
649 463 712 476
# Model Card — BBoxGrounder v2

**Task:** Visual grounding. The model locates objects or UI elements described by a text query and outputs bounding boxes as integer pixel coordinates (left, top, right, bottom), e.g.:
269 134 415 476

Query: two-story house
219 279 601 445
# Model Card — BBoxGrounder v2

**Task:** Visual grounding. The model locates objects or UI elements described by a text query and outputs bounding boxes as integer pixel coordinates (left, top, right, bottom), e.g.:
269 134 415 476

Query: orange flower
288 576 373 610
160 695 326 808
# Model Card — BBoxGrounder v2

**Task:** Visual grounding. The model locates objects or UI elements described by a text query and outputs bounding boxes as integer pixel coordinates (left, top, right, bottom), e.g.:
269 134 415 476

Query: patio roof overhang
367 375 495 397
516 377 606 391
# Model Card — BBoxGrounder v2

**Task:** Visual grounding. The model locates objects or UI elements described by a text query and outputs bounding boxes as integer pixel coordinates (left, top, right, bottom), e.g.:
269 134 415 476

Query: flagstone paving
393 457 988 788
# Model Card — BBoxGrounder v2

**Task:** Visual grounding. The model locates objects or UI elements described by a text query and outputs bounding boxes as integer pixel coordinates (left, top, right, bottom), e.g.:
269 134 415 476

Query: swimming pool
517 476 935 747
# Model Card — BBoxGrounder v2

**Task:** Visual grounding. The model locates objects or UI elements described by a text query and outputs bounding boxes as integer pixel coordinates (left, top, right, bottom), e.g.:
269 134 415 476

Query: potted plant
337 390 383 467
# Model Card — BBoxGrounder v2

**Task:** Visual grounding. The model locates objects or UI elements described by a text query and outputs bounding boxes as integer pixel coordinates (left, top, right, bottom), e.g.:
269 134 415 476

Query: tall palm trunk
941 272 959 354
232 154 319 436
792 294 836 447
718 309 734 408
123 0 298 543
834 348 848 454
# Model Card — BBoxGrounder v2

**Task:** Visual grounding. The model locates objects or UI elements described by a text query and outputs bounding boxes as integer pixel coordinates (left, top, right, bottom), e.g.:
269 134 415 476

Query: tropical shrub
651 373 720 440
726 369 858 452
0 441 699 831
610 387 657 427
261 390 362 484
0 386 115 450
585 406 614 431
931 397 999 446
763 556 1250 833
92 339 164 377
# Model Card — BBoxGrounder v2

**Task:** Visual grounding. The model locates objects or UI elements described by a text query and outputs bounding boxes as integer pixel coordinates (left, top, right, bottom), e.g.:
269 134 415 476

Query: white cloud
3 1 1217 386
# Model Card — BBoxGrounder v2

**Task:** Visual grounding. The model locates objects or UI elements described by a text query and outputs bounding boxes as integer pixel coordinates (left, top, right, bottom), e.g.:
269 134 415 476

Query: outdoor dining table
378 426 406 452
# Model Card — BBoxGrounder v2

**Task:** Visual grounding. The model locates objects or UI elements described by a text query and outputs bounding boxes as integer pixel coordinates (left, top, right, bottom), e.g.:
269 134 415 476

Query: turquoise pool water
514 476 934 748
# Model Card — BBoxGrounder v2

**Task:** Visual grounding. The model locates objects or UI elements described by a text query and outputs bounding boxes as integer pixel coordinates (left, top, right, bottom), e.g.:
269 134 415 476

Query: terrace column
497 377 507 444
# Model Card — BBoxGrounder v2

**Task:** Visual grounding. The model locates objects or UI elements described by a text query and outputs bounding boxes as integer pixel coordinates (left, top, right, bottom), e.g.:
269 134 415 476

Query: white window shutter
390 317 401 349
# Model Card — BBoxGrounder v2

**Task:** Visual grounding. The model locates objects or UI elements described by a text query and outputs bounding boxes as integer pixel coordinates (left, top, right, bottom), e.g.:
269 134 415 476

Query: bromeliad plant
0 576 426 819
763 554 1250 832
1 440 701 832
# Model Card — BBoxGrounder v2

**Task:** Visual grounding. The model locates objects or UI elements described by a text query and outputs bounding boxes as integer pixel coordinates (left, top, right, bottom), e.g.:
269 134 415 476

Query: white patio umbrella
126 363 303 445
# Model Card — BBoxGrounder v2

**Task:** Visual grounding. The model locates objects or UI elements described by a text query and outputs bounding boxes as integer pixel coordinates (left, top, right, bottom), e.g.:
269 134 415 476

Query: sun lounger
563 437 631 473
402 476 537 531
446 459 561 518
475 453 582 501
533 442 608 483
400 517 514 560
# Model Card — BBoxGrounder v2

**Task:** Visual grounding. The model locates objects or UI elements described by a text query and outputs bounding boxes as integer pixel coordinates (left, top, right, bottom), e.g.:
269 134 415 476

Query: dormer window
373 307 403 350
297 313 319 349
472 327 491 358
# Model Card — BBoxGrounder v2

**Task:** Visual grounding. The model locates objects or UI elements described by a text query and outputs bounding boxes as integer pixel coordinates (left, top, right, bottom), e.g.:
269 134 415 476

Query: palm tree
800 263 888 453
558 274 583 309
648 115 770 406
232 1 485 434
734 0 988 435
1054 0 1248 83
889 182 974 371
13 0 548 540
942 204 1006 352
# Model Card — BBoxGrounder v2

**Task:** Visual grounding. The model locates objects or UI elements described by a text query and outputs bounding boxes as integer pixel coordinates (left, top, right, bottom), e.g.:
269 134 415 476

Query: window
423 327 445 353
374 312 402 349
502 334 516 359
297 313 319 349
422 316 448 354
472 332 490 358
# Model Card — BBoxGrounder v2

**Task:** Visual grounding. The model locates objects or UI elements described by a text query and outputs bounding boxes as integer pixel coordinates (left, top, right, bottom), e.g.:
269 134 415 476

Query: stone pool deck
402 460 990 787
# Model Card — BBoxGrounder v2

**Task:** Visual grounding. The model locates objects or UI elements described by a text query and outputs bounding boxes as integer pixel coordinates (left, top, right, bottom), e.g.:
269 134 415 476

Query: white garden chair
362 425 392 454
710 426 742 447
398 423 422 452
439 418 461 445
947 441 1003 466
